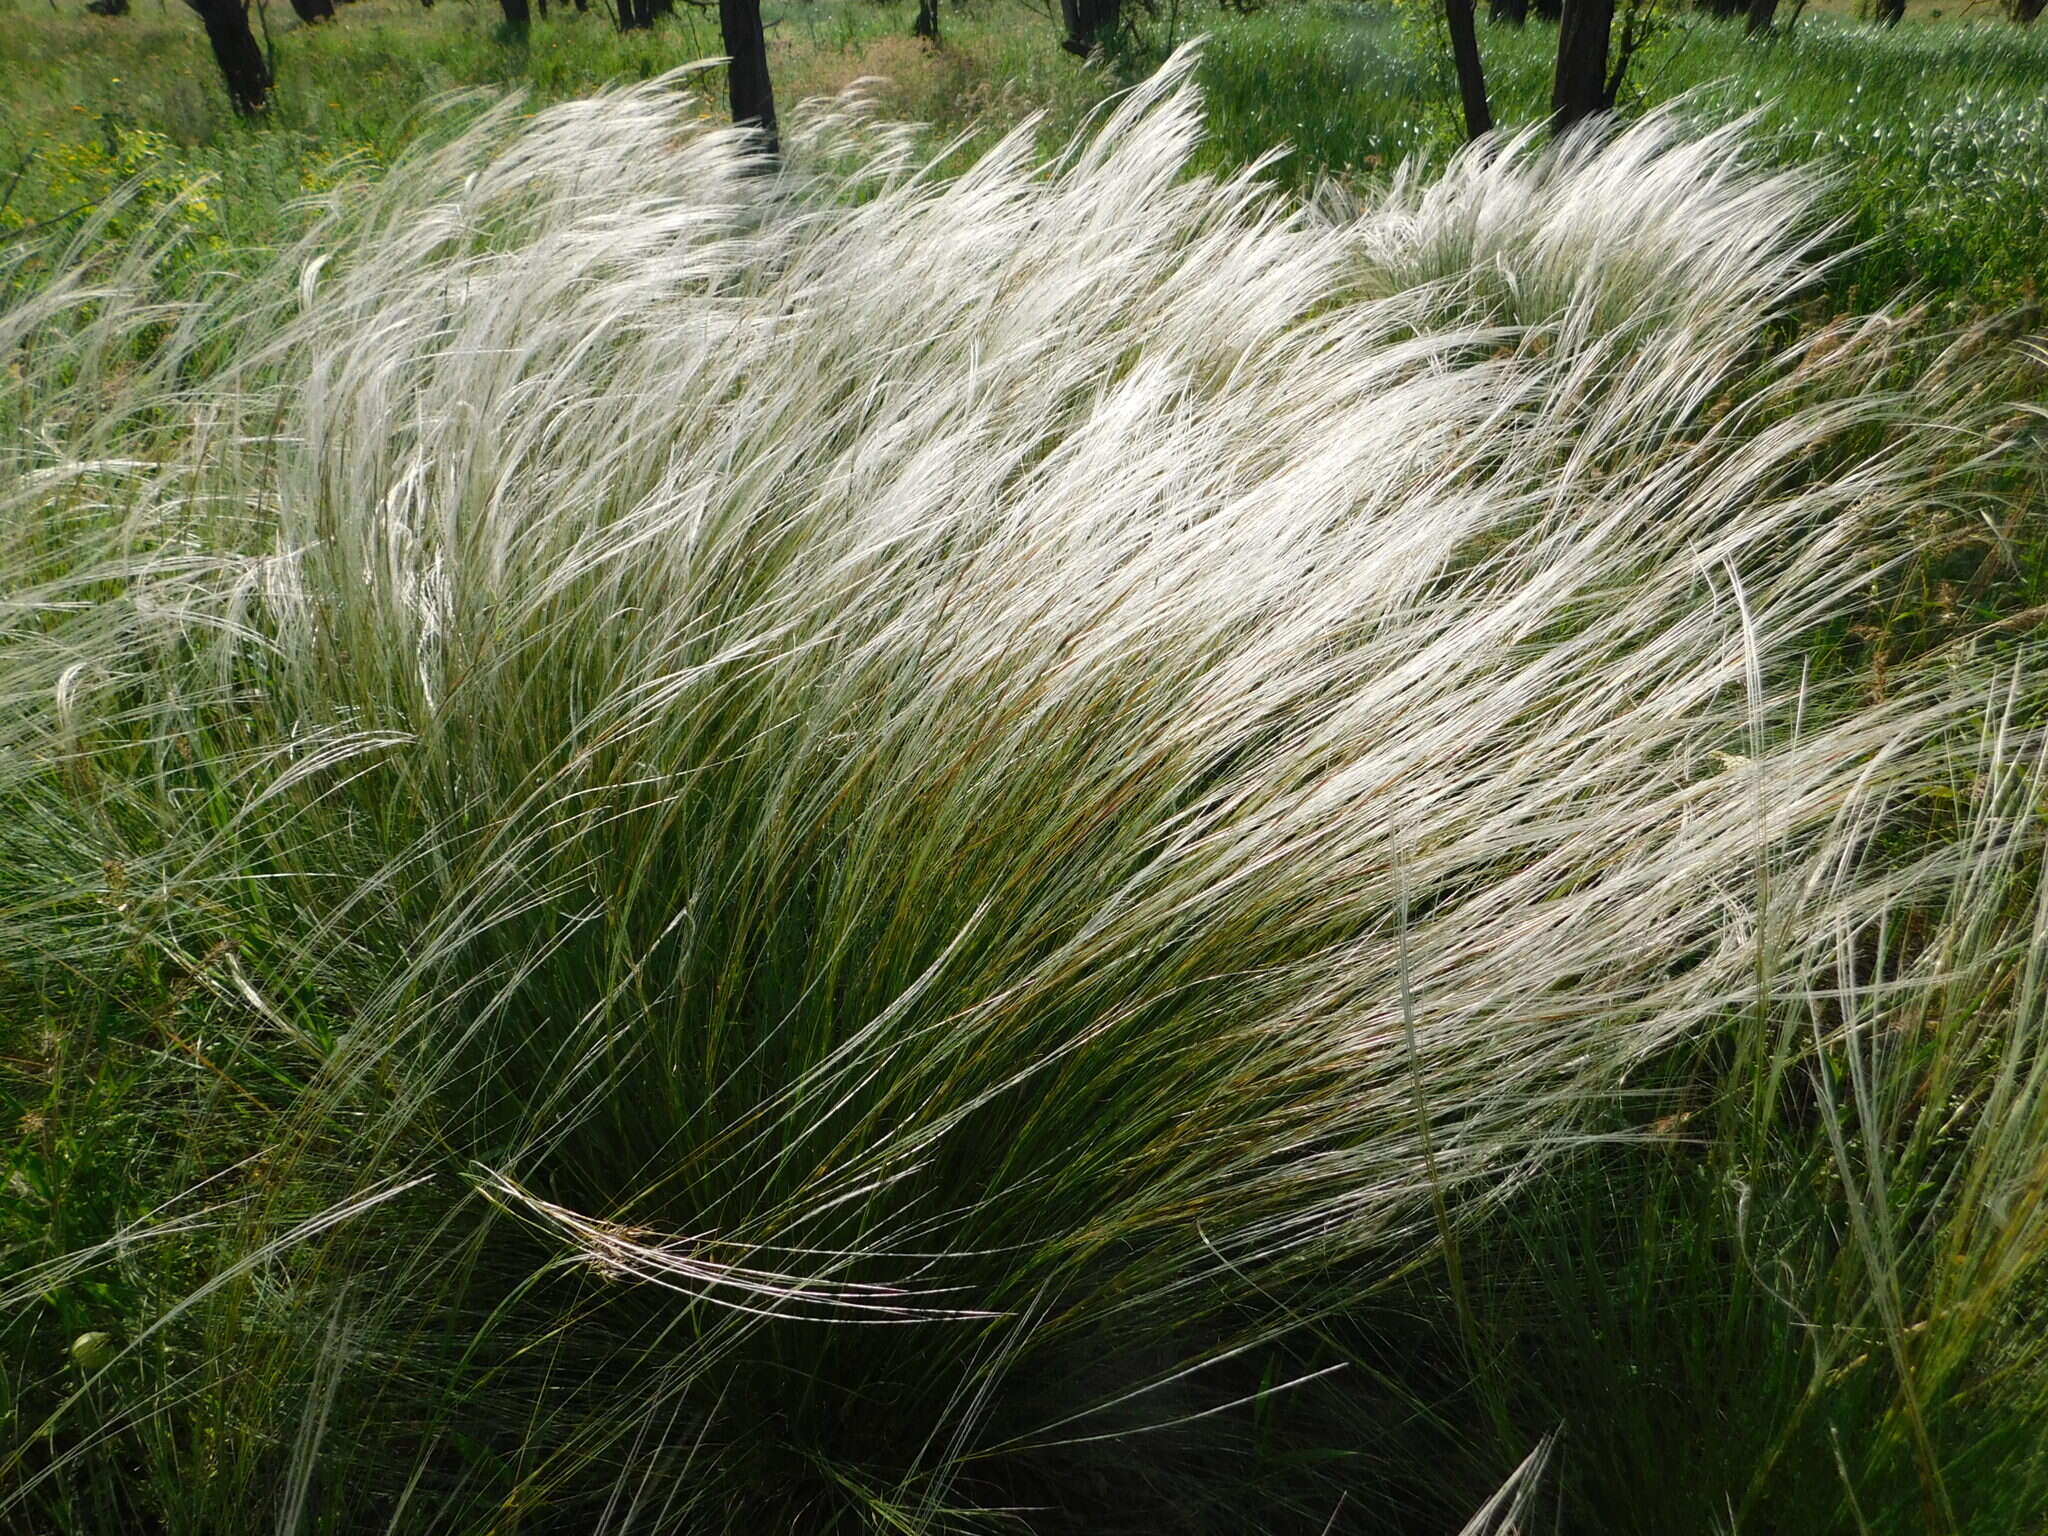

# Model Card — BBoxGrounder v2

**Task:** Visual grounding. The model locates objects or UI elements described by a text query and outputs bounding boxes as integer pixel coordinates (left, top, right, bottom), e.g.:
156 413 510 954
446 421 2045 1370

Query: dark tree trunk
183 0 271 115
287 0 333 23
1873 0 1903 23
1060 0 1119 55
1744 0 1777 31
1551 0 1613 130
719 0 778 156
1446 0 1493 139
618 0 649 29
2020 0 2044 21
1489 0 1527 25
499 0 529 30
912 0 939 43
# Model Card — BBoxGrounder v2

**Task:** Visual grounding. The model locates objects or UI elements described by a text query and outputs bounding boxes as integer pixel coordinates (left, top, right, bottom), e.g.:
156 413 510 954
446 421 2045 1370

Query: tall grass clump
4 52 2048 1532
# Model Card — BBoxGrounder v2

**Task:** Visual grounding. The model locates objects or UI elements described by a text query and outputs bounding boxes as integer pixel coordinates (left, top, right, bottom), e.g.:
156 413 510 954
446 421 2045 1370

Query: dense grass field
5 1 2048 1532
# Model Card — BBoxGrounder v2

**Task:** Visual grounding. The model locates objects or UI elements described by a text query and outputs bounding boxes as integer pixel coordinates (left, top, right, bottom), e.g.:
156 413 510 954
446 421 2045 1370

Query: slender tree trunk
1551 0 1613 130
1489 0 1527 24
499 0 528 29
1744 0 1777 32
1061 0 1118 54
719 0 777 156
617 0 648 29
183 0 270 115
912 0 939 43
1446 0 1493 139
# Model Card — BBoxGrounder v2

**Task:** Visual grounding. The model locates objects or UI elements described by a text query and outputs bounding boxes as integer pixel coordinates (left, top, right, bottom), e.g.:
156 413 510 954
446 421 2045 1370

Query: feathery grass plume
4 47 2047 1532
1330 107 1832 337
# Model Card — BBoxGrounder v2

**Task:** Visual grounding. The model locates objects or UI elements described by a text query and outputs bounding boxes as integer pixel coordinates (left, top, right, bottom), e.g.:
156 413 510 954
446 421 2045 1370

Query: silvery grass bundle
3 49 2047 1533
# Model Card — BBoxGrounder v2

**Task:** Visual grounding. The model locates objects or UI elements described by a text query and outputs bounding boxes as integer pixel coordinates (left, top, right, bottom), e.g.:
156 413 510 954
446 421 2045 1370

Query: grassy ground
5 4 2048 1534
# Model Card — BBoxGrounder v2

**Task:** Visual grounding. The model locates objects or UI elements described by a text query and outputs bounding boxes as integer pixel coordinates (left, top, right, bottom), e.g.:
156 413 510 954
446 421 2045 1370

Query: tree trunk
183 0 271 115
1446 0 1493 139
2020 0 2044 21
719 0 778 157
499 0 528 30
1744 0 1777 31
912 0 939 43
1552 0 1613 130
1873 0 1903 23
618 0 648 28
1061 0 1118 54
287 0 333 23
1489 0 1527 24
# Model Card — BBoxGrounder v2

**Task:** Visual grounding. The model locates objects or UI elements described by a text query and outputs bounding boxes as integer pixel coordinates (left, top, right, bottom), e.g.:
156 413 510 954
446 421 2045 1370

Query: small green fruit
70 1331 115 1371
